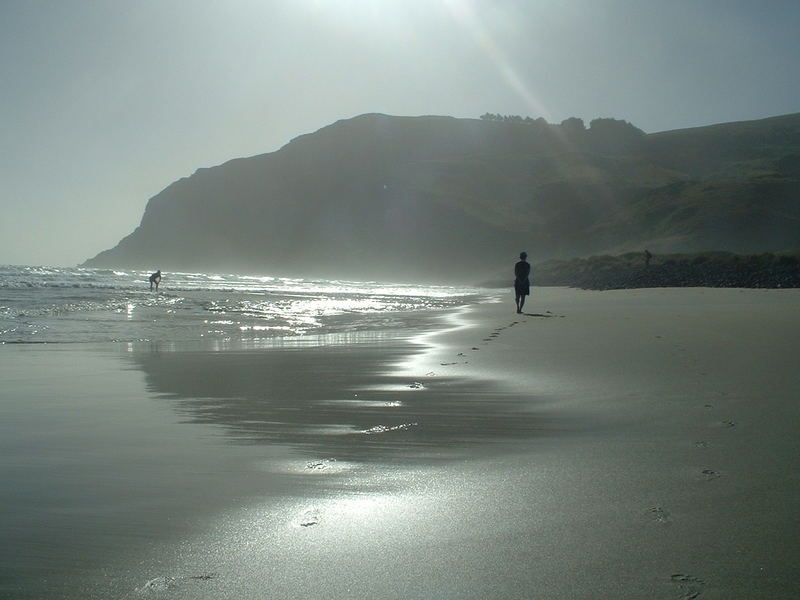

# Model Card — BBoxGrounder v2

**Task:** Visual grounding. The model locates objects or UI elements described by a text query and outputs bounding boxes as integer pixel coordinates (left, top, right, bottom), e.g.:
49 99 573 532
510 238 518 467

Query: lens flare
443 0 553 121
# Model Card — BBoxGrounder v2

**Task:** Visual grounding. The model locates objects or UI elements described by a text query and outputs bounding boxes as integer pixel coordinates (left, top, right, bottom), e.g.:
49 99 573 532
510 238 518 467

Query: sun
298 0 420 38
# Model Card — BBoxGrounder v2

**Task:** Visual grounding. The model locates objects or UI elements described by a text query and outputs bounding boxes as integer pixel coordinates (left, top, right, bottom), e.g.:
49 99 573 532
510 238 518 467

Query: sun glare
299 0 416 38
293 0 553 120
442 0 553 121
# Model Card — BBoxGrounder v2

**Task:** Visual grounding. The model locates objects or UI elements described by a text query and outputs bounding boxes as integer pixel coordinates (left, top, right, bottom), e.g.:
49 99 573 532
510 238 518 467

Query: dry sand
2 287 799 599
395 287 800 599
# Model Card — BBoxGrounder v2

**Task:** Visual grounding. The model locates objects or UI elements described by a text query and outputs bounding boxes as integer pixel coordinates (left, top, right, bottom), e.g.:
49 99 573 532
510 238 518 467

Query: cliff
83 112 800 283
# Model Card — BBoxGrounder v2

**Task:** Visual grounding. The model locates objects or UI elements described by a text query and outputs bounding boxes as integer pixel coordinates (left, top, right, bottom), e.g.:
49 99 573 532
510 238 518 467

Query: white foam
0 265 490 344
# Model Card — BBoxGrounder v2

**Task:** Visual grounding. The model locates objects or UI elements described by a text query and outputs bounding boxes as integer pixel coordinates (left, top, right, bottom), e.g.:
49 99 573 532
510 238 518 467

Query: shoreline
2 287 799 598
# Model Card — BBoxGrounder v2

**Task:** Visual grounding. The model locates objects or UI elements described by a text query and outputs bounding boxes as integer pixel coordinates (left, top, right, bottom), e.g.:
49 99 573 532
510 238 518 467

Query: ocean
0 265 485 346
1 265 499 598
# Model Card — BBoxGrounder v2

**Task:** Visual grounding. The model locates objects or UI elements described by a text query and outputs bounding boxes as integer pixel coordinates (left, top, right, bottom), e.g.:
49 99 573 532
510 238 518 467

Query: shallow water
0 324 553 599
0 266 497 598
0 265 483 344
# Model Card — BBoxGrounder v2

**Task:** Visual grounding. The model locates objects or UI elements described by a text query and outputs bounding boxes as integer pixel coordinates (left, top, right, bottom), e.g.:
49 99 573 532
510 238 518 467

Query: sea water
0 265 492 598
0 265 484 346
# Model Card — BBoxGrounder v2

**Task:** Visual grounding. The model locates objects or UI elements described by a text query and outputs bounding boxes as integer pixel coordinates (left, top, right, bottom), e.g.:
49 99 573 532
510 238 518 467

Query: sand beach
2 286 799 599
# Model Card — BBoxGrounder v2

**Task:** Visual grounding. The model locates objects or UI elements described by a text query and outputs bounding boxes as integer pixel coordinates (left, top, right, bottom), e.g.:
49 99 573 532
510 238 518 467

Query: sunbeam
442 0 554 121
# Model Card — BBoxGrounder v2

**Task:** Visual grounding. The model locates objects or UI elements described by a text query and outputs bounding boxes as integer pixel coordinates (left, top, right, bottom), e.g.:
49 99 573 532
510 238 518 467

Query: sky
2 0 799 267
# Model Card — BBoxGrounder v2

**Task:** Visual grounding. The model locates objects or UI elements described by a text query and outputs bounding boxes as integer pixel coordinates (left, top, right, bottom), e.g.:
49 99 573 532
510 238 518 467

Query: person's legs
518 293 526 313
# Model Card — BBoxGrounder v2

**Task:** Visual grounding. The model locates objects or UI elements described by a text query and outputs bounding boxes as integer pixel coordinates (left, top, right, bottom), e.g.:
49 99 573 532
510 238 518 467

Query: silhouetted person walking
149 270 162 291
514 252 531 314
644 249 652 267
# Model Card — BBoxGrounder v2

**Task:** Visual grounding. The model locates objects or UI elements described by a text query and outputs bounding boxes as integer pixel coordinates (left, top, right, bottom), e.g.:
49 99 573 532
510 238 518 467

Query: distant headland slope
83 112 800 283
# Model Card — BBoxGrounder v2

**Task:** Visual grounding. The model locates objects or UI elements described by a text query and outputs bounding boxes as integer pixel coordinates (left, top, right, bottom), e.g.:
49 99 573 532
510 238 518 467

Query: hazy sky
2 0 799 267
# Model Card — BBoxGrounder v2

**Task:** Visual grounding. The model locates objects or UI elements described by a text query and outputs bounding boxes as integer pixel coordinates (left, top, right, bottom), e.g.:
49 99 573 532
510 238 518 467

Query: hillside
528 251 800 290
83 112 800 283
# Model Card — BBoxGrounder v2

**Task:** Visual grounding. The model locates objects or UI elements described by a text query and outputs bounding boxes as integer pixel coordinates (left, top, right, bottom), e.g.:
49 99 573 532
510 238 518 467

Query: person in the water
149 270 162 291
514 252 531 314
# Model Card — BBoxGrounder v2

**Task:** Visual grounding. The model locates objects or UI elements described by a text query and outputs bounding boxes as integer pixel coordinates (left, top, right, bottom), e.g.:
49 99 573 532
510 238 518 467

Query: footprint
648 506 671 524
306 458 337 471
670 573 704 599
694 441 708 448
408 381 424 389
137 573 217 593
139 576 177 592
471 347 479 351
299 510 321 527
440 362 458 366
701 469 720 480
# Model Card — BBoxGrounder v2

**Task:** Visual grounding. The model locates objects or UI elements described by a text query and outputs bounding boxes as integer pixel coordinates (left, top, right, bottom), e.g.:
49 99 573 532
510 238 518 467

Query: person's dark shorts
514 279 530 296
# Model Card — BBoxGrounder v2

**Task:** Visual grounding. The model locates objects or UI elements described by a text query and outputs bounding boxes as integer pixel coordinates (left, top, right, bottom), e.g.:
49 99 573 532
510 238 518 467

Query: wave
0 264 488 344
0 265 476 296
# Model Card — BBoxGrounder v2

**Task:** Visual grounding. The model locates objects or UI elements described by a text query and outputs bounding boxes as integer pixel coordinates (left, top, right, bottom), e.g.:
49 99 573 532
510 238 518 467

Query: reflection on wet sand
128 337 556 465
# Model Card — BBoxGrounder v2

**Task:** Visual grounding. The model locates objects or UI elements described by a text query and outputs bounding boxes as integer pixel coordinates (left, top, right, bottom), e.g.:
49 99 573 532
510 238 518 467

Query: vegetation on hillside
530 251 800 290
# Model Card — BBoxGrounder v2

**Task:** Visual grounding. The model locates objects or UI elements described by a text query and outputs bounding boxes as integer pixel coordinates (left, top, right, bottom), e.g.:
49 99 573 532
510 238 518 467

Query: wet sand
2 287 799 599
